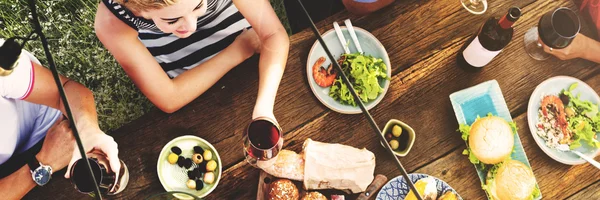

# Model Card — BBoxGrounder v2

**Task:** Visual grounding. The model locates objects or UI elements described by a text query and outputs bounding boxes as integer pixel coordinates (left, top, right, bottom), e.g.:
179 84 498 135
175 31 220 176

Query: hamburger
460 116 515 165
485 160 539 200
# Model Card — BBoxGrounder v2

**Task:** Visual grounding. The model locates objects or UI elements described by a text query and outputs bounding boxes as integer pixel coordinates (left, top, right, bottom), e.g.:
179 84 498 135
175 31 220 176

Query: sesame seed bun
468 116 514 164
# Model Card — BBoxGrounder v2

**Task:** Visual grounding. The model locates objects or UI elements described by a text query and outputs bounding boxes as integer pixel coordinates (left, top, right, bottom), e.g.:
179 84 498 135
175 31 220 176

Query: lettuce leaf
328 53 388 106
459 124 471 141
561 83 600 150
529 186 541 200
509 121 518 135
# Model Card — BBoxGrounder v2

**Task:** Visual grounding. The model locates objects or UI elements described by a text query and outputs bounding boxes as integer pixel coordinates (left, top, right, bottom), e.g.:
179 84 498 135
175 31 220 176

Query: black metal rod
295 1 423 199
27 0 103 199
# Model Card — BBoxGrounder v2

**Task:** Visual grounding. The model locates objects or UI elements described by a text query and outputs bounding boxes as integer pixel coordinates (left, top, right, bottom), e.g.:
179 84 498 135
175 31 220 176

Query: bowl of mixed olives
157 135 222 198
381 119 415 157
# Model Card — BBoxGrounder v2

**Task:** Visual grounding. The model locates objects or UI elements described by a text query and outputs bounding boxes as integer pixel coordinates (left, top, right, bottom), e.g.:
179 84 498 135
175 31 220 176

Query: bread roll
268 179 299 200
468 116 514 164
301 192 327 200
487 160 536 200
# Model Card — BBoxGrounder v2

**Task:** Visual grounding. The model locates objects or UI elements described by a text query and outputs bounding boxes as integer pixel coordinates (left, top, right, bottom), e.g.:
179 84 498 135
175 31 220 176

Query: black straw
27 0 103 199
294 1 423 199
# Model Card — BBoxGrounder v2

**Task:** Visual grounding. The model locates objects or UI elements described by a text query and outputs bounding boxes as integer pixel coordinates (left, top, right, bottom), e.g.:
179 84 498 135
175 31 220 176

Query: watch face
33 166 52 186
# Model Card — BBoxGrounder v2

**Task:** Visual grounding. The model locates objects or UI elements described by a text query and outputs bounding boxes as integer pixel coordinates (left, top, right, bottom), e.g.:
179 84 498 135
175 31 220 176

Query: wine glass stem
470 0 480 5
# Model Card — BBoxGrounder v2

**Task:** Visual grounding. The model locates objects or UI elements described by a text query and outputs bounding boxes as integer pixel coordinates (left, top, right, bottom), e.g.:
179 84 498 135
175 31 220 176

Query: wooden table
26 0 600 199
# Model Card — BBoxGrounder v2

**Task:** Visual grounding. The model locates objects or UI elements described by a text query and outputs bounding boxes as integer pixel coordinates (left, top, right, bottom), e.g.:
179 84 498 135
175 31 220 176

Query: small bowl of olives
381 119 415 157
157 135 222 199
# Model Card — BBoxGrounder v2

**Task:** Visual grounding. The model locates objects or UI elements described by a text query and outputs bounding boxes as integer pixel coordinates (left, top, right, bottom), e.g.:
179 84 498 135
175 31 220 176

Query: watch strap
27 155 40 172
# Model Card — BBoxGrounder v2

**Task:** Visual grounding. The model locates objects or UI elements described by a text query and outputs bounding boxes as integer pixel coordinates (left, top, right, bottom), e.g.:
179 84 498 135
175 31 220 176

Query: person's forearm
0 165 36 198
163 39 255 113
583 39 600 64
254 31 289 116
61 81 100 132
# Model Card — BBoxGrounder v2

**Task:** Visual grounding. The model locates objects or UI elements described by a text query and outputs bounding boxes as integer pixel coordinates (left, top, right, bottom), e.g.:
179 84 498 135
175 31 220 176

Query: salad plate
306 27 391 114
157 135 222 199
376 173 461 200
450 80 541 200
527 76 600 165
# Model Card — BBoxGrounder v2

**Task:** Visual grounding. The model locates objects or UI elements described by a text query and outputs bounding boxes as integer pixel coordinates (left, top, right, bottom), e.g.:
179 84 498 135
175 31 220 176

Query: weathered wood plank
212 72 600 199
568 180 600 200
23 0 600 199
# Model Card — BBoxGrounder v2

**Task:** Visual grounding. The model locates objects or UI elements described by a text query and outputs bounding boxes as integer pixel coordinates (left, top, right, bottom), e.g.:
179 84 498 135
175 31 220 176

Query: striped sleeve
0 51 35 100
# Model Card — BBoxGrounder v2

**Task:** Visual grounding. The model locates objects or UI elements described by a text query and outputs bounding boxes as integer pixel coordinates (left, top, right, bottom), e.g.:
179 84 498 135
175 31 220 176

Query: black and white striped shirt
102 0 251 78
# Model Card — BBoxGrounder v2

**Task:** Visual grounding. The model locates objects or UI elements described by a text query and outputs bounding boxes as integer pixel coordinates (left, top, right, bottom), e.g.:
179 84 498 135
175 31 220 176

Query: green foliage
0 0 153 131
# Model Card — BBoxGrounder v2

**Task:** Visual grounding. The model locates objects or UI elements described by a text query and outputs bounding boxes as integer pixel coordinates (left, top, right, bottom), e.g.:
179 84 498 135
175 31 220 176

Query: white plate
306 27 391 114
527 76 600 165
157 135 222 198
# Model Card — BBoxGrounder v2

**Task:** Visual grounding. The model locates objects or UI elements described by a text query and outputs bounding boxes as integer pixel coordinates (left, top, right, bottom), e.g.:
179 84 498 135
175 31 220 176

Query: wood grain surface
25 0 600 199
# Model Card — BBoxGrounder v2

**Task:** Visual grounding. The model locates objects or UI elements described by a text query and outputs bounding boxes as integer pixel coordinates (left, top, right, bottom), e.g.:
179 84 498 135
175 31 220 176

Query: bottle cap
507 7 521 22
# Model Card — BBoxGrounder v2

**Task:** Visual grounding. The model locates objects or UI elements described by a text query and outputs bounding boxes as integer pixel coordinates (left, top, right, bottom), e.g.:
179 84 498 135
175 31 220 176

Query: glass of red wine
242 117 283 167
70 151 129 196
524 7 580 60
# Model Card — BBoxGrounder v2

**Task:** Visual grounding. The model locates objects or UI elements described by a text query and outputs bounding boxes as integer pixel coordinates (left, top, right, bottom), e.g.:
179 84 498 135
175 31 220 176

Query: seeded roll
267 179 299 200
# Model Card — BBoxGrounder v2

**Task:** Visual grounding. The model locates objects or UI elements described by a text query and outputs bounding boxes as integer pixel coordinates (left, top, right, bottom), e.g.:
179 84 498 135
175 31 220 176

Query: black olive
177 156 185 167
187 170 196 180
197 162 207 173
195 180 204 190
184 158 193 169
171 146 182 155
193 146 204 154
194 167 203 179
560 93 570 106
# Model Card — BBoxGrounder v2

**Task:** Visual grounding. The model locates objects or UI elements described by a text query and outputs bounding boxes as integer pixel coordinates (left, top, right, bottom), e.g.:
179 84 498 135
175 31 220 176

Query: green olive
389 140 400 150
167 153 178 164
565 107 576 118
186 179 196 189
203 150 213 161
204 172 215 184
206 160 217 172
392 125 403 137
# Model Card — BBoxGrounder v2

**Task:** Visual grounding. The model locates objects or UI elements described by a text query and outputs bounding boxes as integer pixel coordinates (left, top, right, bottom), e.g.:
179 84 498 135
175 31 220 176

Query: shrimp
312 56 337 87
541 95 571 142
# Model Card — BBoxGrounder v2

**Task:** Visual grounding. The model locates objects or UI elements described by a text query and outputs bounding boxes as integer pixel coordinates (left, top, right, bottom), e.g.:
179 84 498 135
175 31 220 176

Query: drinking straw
26 0 103 199
294 1 424 199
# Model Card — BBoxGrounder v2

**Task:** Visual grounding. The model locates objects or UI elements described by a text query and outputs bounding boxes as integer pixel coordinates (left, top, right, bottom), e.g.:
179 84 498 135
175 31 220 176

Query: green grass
0 0 290 131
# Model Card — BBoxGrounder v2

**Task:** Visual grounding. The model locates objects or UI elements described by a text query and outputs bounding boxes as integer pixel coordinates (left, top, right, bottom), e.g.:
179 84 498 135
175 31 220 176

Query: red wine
554 10 578 37
248 120 280 149
457 7 521 69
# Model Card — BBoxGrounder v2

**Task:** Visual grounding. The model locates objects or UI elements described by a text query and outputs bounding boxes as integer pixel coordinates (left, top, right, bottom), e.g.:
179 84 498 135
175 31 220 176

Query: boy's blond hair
115 0 179 11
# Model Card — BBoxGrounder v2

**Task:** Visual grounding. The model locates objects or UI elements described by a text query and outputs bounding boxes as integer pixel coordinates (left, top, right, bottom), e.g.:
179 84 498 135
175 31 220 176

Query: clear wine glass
461 0 487 15
242 117 283 167
524 8 580 60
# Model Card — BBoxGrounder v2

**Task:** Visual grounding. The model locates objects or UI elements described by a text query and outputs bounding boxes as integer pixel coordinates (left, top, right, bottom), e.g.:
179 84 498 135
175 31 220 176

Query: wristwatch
27 156 53 186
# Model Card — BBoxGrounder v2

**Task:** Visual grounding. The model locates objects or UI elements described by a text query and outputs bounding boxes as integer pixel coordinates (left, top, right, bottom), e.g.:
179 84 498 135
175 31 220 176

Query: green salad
329 53 388 106
561 83 600 149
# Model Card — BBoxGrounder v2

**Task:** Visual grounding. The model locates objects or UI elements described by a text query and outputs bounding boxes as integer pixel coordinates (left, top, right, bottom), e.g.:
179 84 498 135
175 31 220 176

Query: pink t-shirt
581 0 600 38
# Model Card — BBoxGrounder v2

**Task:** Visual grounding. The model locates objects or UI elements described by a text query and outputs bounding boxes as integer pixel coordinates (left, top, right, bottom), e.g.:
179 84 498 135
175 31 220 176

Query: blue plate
527 76 600 165
376 173 461 200
449 80 542 200
306 27 391 114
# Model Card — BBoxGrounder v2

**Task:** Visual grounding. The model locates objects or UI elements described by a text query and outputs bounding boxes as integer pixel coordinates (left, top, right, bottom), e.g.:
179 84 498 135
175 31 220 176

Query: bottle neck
498 14 514 29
